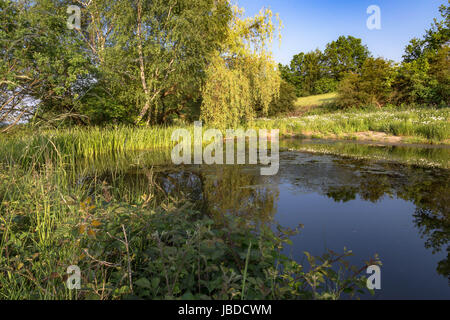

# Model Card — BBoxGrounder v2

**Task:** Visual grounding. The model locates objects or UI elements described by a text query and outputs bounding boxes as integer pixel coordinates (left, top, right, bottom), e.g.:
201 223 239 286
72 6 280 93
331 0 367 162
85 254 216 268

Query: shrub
393 46 450 106
337 58 394 108
267 80 297 117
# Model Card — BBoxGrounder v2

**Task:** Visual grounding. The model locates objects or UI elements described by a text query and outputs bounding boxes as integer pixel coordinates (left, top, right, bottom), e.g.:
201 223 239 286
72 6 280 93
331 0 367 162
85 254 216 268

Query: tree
0 0 91 130
77 0 232 125
200 5 281 128
324 35 371 81
429 46 450 105
396 1 449 105
280 49 337 97
1 0 233 127
392 57 434 105
403 1 449 62
337 58 394 108
280 36 369 98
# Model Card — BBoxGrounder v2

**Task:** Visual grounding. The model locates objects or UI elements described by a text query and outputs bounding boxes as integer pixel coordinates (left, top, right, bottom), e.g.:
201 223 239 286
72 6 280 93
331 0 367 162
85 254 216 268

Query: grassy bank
1 107 448 167
257 107 450 145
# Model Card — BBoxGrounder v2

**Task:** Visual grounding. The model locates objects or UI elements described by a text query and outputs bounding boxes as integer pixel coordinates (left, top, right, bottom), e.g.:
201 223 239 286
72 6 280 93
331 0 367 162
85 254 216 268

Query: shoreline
278 131 450 147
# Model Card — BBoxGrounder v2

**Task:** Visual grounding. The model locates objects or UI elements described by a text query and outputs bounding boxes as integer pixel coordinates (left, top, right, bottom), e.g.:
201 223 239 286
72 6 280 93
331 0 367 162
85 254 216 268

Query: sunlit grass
257 107 450 144
295 92 338 108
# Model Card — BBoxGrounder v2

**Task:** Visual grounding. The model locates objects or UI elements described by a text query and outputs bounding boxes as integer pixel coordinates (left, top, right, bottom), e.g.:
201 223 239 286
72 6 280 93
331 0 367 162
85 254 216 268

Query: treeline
1 1 449 131
280 2 449 108
279 36 370 97
0 0 281 129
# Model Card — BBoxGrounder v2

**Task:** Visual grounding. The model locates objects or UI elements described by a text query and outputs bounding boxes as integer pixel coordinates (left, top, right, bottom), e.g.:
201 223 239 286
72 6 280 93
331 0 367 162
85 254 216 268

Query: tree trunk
136 0 151 124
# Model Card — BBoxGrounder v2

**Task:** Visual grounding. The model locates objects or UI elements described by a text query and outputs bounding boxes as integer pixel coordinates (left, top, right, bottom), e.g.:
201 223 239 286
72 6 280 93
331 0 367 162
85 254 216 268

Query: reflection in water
277 154 449 284
84 140 449 298
199 165 279 223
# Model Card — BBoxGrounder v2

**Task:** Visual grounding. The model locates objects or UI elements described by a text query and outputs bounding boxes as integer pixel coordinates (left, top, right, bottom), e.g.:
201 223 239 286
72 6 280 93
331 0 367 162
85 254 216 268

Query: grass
295 92 338 108
257 106 450 145
1 106 448 174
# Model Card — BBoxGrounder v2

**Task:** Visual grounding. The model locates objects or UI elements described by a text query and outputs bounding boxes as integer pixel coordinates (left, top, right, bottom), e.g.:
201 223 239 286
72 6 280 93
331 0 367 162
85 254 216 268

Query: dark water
91 140 450 299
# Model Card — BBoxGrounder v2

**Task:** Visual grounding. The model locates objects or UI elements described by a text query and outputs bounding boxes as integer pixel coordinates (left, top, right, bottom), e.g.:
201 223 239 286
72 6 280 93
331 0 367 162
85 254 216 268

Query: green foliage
403 1 449 62
0 0 91 129
200 6 281 128
83 0 232 125
324 36 371 81
428 46 450 105
266 81 297 117
314 77 339 95
288 50 324 96
1 0 233 127
337 58 394 108
392 56 434 105
280 36 370 98
396 2 449 106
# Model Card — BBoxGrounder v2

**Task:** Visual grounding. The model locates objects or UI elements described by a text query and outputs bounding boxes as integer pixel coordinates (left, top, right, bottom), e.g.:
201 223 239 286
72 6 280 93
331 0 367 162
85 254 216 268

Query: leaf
343 287 354 294
151 278 160 289
134 278 151 289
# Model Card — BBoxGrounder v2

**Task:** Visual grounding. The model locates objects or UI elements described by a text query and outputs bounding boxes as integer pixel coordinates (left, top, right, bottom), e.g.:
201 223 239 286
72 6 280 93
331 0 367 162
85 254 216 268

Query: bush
392 57 434 105
337 58 394 108
267 80 297 117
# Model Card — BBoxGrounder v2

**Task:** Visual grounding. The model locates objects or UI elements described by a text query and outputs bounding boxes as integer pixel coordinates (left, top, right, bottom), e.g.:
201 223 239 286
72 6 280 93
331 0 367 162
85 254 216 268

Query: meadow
294 92 339 113
258 106 450 145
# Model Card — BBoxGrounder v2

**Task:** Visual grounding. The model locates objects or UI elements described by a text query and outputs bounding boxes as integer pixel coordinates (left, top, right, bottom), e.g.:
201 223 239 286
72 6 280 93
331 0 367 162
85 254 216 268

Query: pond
85 139 449 299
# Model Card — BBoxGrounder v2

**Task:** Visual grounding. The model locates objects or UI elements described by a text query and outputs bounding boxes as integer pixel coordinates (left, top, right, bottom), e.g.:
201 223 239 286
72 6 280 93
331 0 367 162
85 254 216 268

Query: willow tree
201 5 282 128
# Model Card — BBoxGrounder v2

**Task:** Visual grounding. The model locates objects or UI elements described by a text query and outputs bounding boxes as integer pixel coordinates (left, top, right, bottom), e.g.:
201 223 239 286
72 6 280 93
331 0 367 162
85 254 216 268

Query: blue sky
236 0 446 65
